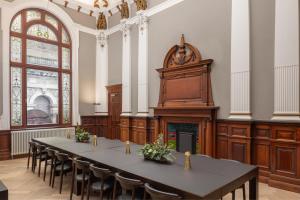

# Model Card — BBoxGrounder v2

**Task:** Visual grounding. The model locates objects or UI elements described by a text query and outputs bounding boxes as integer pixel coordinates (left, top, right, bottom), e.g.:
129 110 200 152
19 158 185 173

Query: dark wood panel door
107 84 122 140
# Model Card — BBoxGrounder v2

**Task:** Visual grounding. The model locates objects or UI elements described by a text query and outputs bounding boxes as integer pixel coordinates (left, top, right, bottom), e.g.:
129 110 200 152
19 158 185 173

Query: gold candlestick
125 141 131 154
92 135 97 146
184 151 191 170
66 130 71 139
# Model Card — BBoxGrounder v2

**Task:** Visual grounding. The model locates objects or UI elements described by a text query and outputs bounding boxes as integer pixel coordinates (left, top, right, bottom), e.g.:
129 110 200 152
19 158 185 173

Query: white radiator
11 127 75 157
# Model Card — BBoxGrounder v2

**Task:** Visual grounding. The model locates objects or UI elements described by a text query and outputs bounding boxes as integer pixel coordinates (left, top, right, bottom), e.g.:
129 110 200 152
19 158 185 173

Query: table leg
249 176 258 200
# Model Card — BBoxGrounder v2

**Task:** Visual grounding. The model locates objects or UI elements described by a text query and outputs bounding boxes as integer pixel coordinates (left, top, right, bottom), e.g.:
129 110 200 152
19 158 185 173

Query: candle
184 151 191 170
125 141 131 154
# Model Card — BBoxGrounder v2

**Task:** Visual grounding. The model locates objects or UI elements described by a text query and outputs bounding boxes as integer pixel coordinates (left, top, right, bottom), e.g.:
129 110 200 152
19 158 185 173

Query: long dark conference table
33 137 258 199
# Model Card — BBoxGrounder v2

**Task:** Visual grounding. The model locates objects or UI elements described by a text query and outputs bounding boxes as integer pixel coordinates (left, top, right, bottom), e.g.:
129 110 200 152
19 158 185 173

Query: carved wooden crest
163 34 202 68
135 0 147 11
118 0 130 19
156 34 214 108
97 13 107 30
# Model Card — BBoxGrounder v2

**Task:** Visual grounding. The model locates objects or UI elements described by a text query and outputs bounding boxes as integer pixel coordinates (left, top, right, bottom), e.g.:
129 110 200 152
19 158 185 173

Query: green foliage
75 125 90 142
138 134 176 163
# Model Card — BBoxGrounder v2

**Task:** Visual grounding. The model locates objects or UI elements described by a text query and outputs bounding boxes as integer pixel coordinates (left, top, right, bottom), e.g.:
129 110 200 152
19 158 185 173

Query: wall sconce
93 102 101 113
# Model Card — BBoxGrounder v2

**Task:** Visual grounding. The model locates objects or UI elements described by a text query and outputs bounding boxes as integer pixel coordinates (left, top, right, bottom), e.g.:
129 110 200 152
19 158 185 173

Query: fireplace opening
167 123 199 154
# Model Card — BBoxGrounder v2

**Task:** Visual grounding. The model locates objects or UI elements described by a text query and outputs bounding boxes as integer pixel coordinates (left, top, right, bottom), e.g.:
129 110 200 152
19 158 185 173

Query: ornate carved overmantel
154 35 218 156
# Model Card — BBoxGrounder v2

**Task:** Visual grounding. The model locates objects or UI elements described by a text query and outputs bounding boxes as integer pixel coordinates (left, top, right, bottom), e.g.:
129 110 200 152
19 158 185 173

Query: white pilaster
136 12 149 117
229 0 251 120
95 31 109 115
121 20 132 116
273 0 300 120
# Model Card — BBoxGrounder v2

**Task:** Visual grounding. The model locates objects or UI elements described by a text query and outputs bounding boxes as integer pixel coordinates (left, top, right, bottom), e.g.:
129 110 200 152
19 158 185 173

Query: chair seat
91 181 113 192
46 160 61 165
76 173 90 182
37 153 48 161
55 163 72 172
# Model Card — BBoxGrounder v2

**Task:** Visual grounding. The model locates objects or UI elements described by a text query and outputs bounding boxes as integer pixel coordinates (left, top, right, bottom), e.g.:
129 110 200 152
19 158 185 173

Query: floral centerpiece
138 134 176 163
75 125 90 143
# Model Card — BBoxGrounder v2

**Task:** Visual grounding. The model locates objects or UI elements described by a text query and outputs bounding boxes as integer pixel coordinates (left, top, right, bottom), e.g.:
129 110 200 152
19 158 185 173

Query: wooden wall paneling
0 131 11 161
120 116 130 142
216 123 229 159
81 116 109 137
253 124 271 183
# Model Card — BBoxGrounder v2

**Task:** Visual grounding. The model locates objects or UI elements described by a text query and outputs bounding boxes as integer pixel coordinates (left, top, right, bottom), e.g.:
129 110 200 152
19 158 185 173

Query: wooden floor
0 158 300 200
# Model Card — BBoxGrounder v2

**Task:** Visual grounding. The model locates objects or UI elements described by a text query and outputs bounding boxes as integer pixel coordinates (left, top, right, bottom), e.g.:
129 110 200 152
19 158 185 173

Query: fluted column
95 31 108 115
273 0 300 120
136 12 149 116
229 0 251 119
121 20 132 116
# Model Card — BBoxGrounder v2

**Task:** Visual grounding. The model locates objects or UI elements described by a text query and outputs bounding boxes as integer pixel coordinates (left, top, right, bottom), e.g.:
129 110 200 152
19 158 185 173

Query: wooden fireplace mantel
153 35 218 157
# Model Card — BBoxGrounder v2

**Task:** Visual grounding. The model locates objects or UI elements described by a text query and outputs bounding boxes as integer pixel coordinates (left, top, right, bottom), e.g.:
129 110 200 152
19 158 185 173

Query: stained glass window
26 10 41 22
10 37 22 63
45 15 58 29
27 24 57 41
27 69 59 125
62 48 70 69
11 14 22 33
62 28 70 44
10 9 72 128
27 39 59 68
11 67 22 126
62 73 71 124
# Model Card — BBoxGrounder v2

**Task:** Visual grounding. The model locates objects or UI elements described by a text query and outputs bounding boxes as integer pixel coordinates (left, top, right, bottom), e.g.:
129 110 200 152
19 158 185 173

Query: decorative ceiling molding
51 0 134 17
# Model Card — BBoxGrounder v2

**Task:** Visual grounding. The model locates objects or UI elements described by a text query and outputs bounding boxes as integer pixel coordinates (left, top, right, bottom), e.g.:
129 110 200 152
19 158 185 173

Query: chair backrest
90 164 111 180
46 148 56 158
115 172 143 191
144 183 181 200
55 151 69 162
36 143 46 152
75 159 90 172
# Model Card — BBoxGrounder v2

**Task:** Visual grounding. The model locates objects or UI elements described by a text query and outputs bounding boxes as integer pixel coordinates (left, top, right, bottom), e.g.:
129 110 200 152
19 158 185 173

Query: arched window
10 9 72 128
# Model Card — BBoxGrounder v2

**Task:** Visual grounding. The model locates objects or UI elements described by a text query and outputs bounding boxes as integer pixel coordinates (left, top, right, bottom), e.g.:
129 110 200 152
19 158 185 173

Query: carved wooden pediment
155 35 216 109
163 34 202 68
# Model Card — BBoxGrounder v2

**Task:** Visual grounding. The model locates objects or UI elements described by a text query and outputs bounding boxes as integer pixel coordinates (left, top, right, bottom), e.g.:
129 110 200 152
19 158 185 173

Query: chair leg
231 190 236 200
52 163 56 188
242 184 246 200
86 171 91 200
49 159 54 186
112 180 117 200
27 146 31 169
59 163 64 194
32 151 35 173
70 163 75 200
38 156 42 177
43 159 48 181
81 172 86 200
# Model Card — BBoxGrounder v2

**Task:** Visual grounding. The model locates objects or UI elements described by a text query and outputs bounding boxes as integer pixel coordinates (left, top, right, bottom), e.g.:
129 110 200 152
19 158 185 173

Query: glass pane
11 14 22 33
27 69 59 125
45 15 58 29
27 24 57 41
26 10 41 22
11 37 22 63
62 48 70 69
62 73 71 124
62 28 70 44
11 67 22 126
26 39 58 68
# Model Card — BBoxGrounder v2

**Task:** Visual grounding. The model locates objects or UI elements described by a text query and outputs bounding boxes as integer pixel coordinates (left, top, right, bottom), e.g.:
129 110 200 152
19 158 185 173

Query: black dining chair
35 143 48 177
113 172 144 200
86 164 114 200
43 148 60 185
220 159 246 200
70 158 90 200
52 151 72 194
27 141 36 171
144 183 181 200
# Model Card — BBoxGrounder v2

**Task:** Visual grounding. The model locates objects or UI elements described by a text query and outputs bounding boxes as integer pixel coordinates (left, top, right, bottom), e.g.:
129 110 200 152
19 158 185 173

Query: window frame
10 8 72 129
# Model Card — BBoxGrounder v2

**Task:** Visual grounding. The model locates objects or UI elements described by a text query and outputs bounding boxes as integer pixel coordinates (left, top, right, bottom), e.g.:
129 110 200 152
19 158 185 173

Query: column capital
97 31 108 47
136 12 149 30
120 20 131 37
